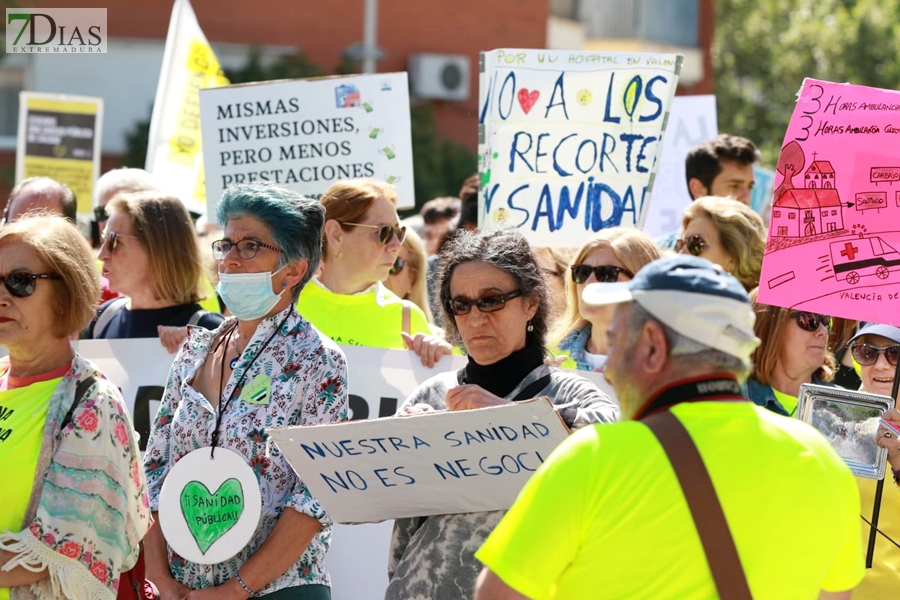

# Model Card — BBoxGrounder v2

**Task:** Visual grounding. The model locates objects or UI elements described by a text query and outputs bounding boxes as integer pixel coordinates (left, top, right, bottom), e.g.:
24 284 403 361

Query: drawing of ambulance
830 234 900 284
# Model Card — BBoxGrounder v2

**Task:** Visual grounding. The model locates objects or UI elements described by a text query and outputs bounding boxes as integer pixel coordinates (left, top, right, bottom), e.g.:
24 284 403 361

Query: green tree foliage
122 47 475 211
713 0 900 165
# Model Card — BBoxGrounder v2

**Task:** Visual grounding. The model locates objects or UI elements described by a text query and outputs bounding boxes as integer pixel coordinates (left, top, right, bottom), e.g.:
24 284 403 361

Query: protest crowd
2 11 900 600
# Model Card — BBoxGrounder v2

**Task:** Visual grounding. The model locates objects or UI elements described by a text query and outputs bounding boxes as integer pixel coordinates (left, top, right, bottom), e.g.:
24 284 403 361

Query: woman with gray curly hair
386 228 618 600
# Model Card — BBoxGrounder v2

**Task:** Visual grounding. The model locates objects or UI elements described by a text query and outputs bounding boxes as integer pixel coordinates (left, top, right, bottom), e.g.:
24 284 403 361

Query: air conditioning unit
408 53 470 102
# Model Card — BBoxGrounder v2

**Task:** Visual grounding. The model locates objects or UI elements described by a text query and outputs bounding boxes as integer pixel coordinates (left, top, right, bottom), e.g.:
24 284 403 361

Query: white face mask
216 268 285 320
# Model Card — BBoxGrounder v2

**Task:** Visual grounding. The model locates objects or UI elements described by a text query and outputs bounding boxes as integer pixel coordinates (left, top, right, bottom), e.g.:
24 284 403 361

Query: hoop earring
526 321 534 332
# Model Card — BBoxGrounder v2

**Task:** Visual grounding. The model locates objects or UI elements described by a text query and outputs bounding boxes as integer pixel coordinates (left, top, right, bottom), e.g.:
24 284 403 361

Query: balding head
5 176 77 224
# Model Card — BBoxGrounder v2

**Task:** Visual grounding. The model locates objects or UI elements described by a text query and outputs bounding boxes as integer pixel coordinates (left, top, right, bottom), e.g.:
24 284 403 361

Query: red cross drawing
840 242 859 261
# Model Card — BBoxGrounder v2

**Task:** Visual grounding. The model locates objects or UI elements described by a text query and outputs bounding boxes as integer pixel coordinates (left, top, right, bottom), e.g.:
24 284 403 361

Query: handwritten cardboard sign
16 92 103 215
758 79 900 325
478 49 681 247
269 398 570 524
198 72 415 214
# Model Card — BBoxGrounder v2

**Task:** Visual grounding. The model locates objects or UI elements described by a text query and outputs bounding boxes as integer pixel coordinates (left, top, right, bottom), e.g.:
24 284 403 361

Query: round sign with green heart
158 447 262 564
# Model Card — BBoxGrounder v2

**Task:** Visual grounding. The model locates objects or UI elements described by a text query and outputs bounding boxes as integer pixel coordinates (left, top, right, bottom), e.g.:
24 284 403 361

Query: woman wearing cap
847 323 900 598
386 228 617 600
744 289 838 416
298 179 451 366
676 197 766 291
551 228 662 371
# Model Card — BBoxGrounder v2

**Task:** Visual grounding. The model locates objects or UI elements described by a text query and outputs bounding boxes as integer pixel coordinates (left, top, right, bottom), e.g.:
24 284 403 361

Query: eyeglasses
792 311 832 332
445 290 523 316
570 264 634 284
211 238 281 260
0 272 60 298
99 231 140 253
850 343 900 367
342 222 407 245
389 256 405 275
675 234 708 256
93 205 107 223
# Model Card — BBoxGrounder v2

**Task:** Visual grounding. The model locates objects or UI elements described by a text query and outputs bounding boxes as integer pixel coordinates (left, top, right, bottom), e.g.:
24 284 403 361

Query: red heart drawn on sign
517 89 540 114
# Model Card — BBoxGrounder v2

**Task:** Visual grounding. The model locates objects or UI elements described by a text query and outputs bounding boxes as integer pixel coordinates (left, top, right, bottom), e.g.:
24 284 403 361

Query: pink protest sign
758 79 900 325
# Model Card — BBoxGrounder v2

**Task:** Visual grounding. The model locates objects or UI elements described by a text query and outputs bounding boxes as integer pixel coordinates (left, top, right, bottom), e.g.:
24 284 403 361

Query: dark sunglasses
445 290 523 316
93 205 107 223
99 231 140 253
792 311 832 332
850 343 900 367
675 234 708 256
211 238 281 260
342 222 407 245
570 264 634 284
389 256 405 275
0 272 60 298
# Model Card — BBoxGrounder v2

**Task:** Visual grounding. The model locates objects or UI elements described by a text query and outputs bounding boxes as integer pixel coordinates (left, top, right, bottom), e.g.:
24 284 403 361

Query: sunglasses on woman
0 272 60 298
675 234 708 256
570 264 634 284
791 311 832 332
342 222 407 245
445 290 522 316
389 256 405 275
850 343 900 367
100 231 140 253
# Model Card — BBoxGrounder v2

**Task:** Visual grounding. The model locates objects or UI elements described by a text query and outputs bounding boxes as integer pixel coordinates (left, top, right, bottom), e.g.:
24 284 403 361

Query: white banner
269 398 569 524
145 0 229 216
199 73 416 213
642 94 718 239
478 48 681 247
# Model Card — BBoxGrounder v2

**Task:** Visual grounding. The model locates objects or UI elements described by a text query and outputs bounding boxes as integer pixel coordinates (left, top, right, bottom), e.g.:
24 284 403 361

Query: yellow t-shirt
772 387 799 416
297 278 430 349
854 477 900 598
476 402 864 600
0 378 60 600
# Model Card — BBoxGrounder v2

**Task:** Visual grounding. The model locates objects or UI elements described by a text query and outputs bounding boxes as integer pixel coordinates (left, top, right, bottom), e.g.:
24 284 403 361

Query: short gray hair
628 303 751 380
94 168 161 207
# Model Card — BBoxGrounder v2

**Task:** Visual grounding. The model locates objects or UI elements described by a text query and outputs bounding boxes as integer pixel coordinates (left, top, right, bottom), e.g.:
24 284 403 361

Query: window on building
831 210 837 215
778 226 788 236
774 210 781 218
789 213 796 219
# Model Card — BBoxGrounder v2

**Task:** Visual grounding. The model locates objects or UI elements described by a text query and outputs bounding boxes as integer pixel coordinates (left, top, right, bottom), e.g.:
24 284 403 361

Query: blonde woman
551 228 662 371
384 228 435 324
677 196 766 291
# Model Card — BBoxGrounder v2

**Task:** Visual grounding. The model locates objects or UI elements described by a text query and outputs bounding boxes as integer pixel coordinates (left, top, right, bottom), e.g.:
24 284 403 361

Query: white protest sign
199 73 415 214
642 95 718 239
478 48 681 247
269 398 569 524
73 339 465 450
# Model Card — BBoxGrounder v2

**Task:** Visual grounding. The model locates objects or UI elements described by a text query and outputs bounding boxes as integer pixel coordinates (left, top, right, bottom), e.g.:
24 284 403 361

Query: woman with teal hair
143 183 349 599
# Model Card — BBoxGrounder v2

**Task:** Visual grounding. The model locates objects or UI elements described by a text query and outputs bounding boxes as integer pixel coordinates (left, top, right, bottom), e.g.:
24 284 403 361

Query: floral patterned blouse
143 305 349 593
0 355 150 600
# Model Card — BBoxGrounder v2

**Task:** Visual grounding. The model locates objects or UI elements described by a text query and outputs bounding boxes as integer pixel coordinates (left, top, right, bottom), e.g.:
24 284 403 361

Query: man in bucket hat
474 256 863 600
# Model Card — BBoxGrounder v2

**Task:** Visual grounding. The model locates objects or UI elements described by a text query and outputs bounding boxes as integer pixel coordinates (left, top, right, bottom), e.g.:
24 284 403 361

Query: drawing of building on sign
805 161 835 189
771 188 844 237
830 233 900 285
334 84 361 108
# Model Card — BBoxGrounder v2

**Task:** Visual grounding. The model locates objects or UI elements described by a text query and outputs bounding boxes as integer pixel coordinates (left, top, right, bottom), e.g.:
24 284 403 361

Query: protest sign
642 95 718 239
73 339 465 450
199 73 415 214
16 92 102 215
478 48 681 247
145 0 229 216
269 398 569 524
758 79 900 325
